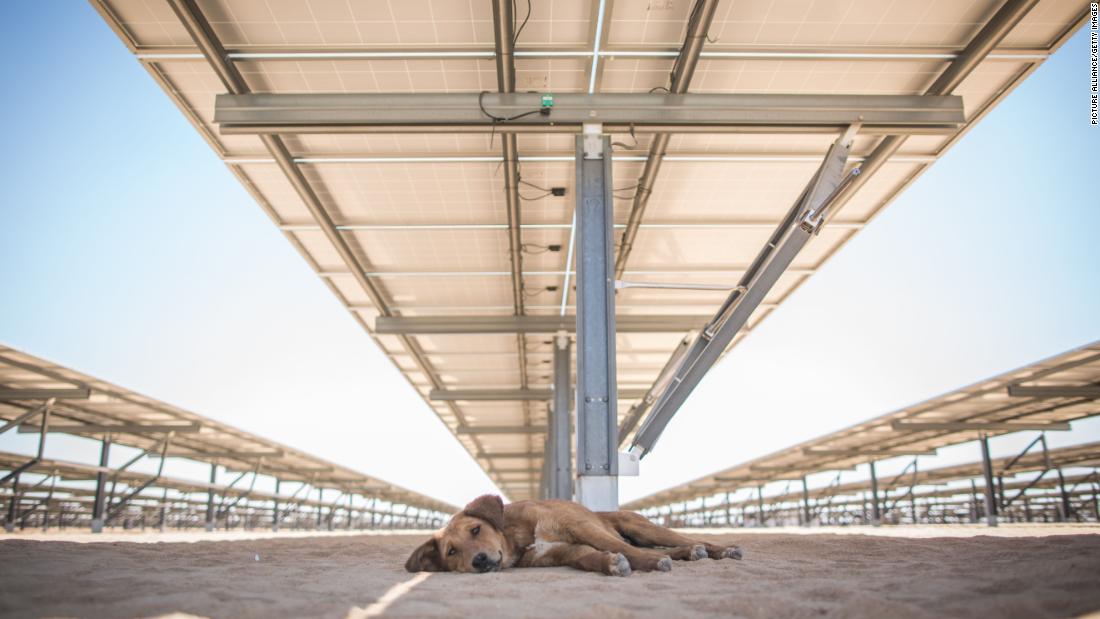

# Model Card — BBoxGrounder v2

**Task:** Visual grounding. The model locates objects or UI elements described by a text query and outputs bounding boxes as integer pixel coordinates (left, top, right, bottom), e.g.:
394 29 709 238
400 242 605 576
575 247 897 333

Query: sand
1 526 1098 618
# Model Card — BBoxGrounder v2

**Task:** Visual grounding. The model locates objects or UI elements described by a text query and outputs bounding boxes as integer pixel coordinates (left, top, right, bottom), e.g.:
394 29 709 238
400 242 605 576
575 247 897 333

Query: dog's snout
472 551 499 572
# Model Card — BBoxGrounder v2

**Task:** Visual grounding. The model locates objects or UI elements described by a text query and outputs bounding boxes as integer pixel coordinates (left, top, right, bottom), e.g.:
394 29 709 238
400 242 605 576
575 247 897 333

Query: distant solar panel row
0 344 456 531
624 340 1100 514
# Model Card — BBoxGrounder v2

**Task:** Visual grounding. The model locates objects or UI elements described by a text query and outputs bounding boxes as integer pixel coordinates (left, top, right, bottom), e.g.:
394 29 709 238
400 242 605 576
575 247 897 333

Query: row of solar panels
0 344 457 516
625 339 1100 509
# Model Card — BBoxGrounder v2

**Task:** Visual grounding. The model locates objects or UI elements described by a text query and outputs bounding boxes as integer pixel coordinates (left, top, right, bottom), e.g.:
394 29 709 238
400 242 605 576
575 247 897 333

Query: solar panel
92 0 1090 499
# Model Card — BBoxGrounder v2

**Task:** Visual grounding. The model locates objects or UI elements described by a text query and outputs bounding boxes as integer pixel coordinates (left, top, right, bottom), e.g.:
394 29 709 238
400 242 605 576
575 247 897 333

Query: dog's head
405 494 508 573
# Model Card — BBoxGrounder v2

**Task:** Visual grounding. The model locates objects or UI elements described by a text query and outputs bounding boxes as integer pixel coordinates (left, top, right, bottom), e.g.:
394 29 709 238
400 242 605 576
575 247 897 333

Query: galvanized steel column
272 478 280 531
979 434 998 527
90 434 111 533
802 477 812 526
869 461 881 525
550 335 574 500
574 130 619 511
205 463 217 531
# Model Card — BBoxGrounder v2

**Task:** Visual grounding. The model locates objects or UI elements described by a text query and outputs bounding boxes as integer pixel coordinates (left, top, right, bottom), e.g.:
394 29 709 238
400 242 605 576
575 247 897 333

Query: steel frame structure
0 345 454 533
625 339 1100 526
639 441 1100 528
87 0 1090 502
214 92 964 135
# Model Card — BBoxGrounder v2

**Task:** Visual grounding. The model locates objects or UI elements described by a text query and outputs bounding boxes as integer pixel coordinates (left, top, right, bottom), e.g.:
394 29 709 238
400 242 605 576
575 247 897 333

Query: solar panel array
624 339 1100 510
92 0 1089 499
0 345 456 515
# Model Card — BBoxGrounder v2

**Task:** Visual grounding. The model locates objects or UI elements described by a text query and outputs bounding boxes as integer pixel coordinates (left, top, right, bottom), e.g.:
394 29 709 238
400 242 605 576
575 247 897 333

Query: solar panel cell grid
92 0 1089 499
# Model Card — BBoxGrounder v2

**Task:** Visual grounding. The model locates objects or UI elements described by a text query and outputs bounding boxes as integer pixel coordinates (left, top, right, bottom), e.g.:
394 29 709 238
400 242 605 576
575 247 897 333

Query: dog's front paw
608 552 632 577
723 546 743 560
656 556 672 572
689 544 707 561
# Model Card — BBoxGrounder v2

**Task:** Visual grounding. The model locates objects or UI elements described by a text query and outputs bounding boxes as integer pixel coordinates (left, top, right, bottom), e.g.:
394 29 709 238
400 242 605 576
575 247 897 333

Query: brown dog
405 495 741 576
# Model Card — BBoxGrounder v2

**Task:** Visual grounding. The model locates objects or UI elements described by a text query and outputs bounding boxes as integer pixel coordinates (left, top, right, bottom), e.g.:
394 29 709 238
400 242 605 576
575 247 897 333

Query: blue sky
1 4 1097 508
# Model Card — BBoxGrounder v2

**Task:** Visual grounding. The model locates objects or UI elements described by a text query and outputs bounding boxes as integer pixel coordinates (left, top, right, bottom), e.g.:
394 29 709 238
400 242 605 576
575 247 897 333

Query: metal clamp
702 286 748 340
582 123 604 159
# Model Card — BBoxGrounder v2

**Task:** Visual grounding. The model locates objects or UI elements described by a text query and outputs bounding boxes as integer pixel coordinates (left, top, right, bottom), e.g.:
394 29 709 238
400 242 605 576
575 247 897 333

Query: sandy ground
1 526 1099 619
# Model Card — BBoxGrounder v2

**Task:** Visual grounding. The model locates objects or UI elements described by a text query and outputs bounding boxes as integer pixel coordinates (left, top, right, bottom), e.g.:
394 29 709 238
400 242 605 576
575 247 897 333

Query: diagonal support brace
629 125 860 458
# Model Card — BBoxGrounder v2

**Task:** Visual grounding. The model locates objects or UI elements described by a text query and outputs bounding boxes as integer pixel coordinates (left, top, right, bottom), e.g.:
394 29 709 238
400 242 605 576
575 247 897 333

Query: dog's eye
471 526 480 537
447 547 456 556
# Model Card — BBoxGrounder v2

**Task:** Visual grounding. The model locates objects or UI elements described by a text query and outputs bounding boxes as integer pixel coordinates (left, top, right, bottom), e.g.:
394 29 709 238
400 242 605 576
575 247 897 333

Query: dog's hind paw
690 544 707 561
608 553 632 577
656 556 672 572
723 546 743 560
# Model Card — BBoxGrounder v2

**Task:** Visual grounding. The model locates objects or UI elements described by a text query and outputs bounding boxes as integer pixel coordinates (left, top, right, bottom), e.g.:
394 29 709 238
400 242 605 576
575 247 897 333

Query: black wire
648 85 671 94
518 190 554 201
665 0 716 90
478 91 543 123
481 89 545 150
610 124 639 150
512 0 532 47
519 177 552 192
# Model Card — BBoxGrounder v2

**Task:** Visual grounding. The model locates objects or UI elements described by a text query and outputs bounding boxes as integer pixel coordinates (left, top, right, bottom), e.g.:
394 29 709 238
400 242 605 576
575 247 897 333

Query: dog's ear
405 538 443 572
462 494 505 531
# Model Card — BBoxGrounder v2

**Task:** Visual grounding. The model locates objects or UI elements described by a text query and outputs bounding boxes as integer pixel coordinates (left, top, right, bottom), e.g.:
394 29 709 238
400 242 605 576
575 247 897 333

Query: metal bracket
618 448 642 477
582 123 604 159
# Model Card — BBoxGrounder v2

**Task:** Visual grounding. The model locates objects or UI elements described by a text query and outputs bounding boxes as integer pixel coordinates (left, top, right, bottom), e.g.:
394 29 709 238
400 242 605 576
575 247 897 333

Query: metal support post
205 463 217 531
802 476 812 526
550 334 573 500
4 473 19 532
756 486 766 527
869 461 881 525
574 126 619 512
272 479 281 531
91 434 111 533
969 479 980 522
1057 468 1072 522
979 433 999 527
910 460 919 524
316 488 324 529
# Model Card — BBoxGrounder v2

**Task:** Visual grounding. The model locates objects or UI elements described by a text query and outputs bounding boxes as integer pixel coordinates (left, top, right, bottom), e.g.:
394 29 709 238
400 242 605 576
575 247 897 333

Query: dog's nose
472 552 489 568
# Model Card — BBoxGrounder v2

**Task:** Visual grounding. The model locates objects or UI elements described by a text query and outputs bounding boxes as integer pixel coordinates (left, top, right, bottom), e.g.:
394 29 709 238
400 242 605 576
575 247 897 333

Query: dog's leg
565 524 673 572
599 510 742 560
664 544 709 561
518 543 632 577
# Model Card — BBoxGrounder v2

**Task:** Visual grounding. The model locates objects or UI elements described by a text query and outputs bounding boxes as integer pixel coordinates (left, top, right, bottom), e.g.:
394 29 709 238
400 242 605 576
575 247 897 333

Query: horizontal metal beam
455 425 548 435
477 451 543 459
0 388 90 401
803 448 939 457
430 388 646 401
891 421 1072 432
18 423 203 435
749 464 855 473
713 476 753 483
138 46 1050 62
215 93 964 135
153 449 285 459
1006 385 1100 398
376 315 707 335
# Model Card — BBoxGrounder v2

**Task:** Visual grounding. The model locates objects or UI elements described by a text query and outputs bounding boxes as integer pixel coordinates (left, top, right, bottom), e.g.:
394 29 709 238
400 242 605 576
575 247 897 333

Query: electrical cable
512 0 532 47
